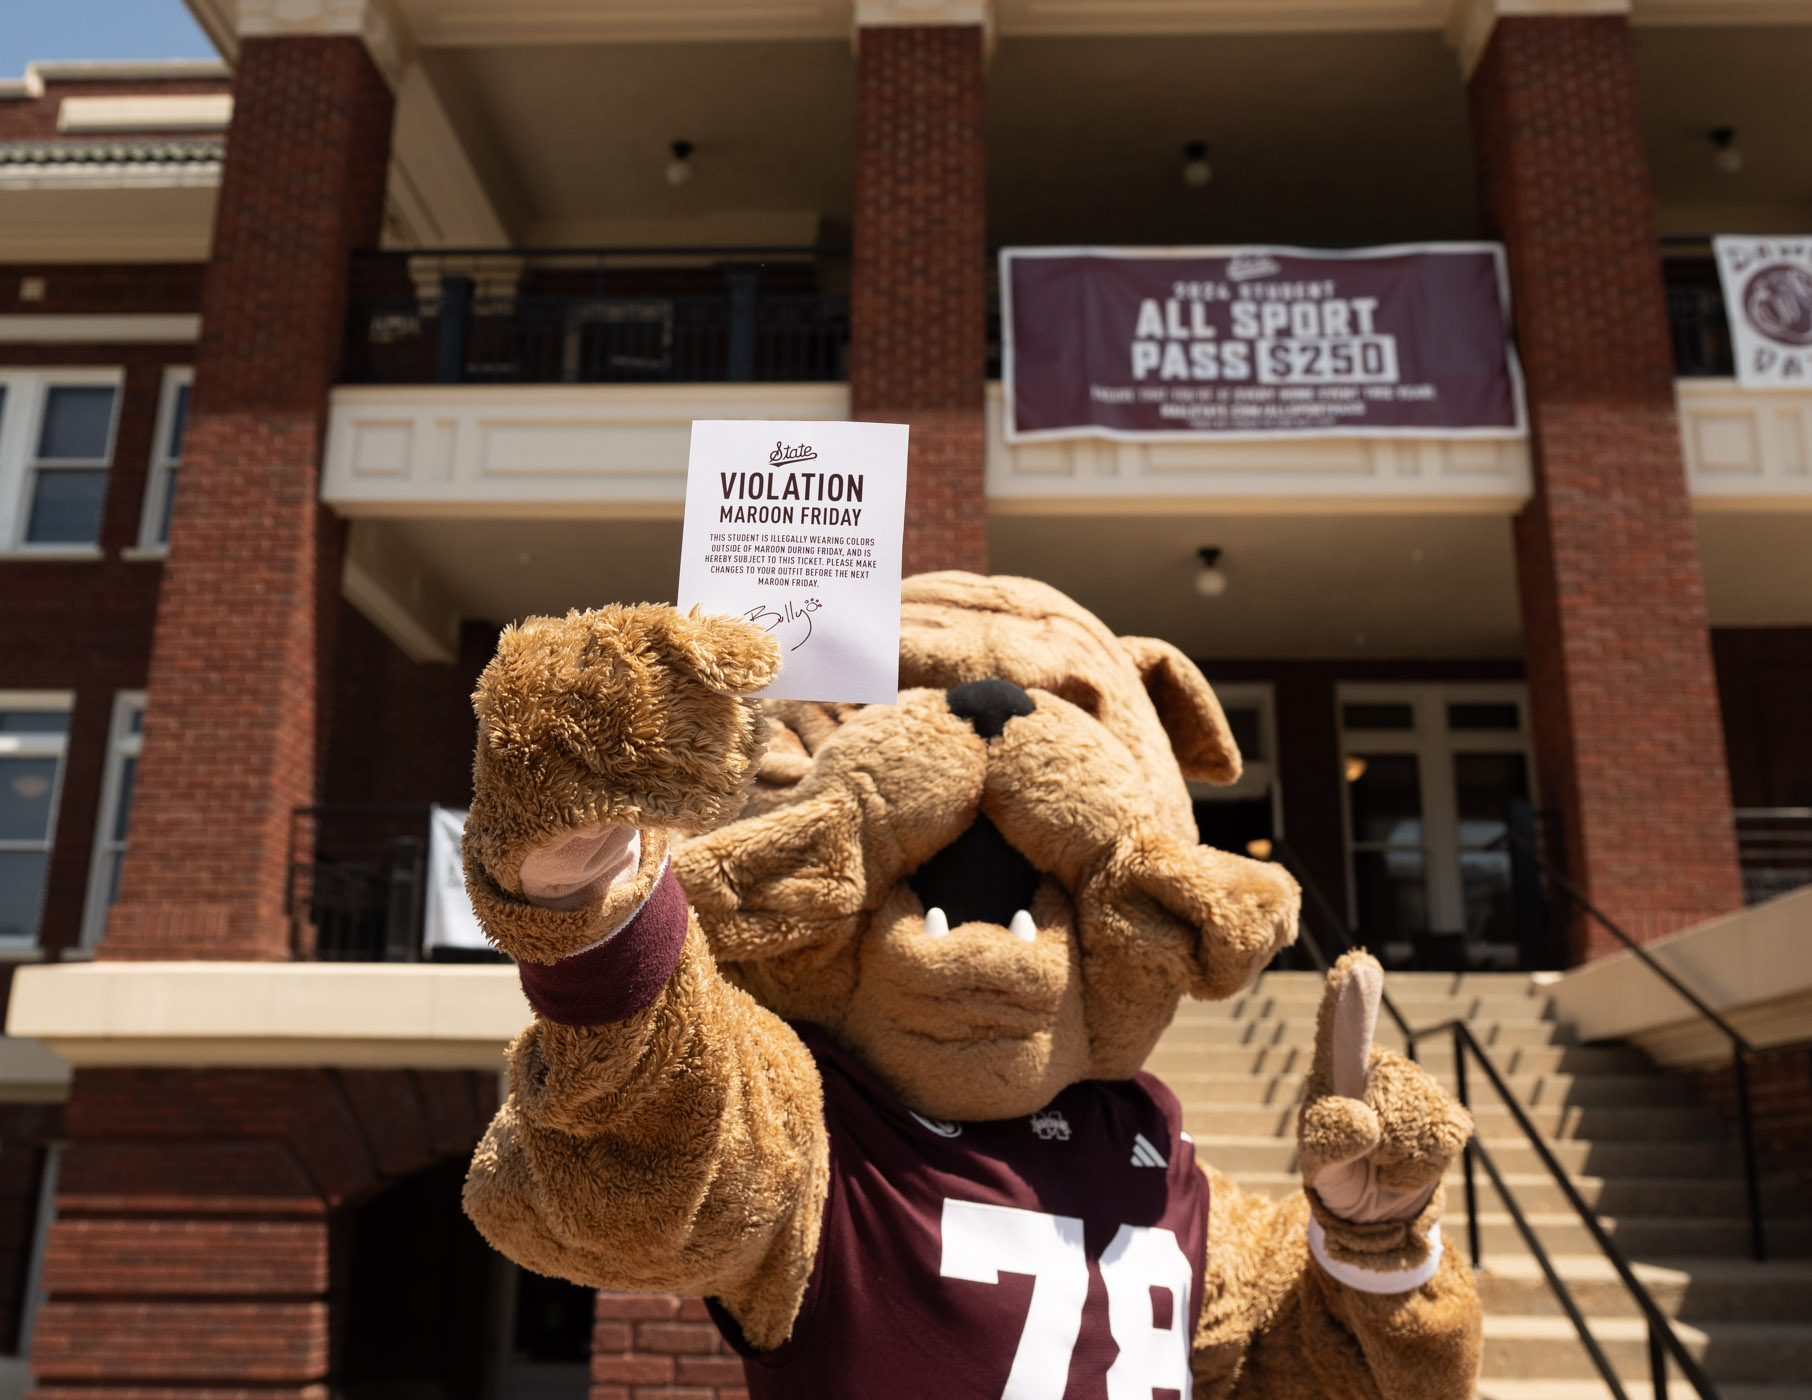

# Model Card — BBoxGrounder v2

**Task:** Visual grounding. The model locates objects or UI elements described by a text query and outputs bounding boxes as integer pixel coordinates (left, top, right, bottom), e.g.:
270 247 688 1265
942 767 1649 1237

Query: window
1189 684 1283 860
0 695 73 946
0 370 122 552
1337 684 1532 967
139 369 191 550
81 693 145 949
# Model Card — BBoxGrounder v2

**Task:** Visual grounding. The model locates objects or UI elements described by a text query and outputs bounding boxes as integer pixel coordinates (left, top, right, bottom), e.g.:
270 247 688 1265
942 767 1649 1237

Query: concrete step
1157 1019 1575 1050
1477 1381 1812 1400
1157 1071 1692 1110
1189 1135 1739 1179
1226 1171 1804 1220
1462 1212 1812 1261
1476 1257 1812 1323
1147 1042 1653 1078
1171 1101 1721 1142
1230 970 1549 997
1480 1313 1812 1382
1195 996 1558 1027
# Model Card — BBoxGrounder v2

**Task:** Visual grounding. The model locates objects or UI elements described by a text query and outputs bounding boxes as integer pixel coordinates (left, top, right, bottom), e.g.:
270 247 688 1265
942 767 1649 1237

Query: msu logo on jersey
1029 1110 1071 1141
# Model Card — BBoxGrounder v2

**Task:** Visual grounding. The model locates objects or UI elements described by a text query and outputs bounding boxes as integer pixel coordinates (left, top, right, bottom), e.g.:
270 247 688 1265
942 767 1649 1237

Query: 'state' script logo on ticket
676 419 909 705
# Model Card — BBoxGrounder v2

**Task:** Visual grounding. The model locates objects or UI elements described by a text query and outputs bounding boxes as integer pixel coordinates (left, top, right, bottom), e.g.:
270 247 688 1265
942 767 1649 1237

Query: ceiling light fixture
1194 546 1227 598
1181 139 1212 188
665 139 695 187
1710 126 1743 176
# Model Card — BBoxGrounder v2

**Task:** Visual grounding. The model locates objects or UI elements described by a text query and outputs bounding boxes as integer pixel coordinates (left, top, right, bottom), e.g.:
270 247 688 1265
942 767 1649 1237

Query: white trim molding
856 0 992 25
237 0 412 90
0 316 201 345
986 383 1533 512
0 60 228 99
6 961 530 1071
57 95 233 134
1447 0 1631 76
1677 379 1812 510
322 382 850 517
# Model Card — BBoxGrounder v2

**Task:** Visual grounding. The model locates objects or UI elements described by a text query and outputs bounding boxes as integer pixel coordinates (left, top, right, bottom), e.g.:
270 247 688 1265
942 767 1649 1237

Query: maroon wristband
516 863 690 1026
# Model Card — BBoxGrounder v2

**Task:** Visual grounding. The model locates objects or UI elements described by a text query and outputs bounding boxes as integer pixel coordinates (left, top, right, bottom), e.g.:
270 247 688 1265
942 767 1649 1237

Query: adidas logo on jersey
1130 1133 1168 1168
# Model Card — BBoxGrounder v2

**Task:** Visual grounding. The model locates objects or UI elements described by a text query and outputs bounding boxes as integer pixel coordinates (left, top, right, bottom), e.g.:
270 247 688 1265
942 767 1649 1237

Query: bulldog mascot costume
461 572 1483 1399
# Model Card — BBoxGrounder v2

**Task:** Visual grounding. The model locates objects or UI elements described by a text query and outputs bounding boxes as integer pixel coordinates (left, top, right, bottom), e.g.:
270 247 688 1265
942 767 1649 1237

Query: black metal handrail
1493 826 1812 1264
1429 1016 1721 1400
1272 841 1721 1399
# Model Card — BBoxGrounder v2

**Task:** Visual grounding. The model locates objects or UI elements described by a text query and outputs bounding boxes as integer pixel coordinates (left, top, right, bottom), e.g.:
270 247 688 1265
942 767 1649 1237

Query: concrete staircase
1150 970 1812 1400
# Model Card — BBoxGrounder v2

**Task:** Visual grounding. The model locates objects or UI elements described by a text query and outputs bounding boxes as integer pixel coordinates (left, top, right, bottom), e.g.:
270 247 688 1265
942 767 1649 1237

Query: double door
1338 684 1534 967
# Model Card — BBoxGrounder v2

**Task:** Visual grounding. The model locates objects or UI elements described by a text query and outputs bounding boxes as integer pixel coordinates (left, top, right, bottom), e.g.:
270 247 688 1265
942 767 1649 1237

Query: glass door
1338 685 1534 968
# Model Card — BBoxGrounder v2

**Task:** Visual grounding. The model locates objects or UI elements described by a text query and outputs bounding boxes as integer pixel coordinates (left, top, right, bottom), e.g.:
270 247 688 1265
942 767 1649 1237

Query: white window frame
0 368 123 557
1188 683 1284 838
1335 682 1534 946
136 367 191 553
80 692 145 950
0 690 75 949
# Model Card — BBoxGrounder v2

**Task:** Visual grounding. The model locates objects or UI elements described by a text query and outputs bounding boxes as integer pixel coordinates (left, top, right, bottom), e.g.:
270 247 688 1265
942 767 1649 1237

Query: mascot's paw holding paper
462 572 1482 1399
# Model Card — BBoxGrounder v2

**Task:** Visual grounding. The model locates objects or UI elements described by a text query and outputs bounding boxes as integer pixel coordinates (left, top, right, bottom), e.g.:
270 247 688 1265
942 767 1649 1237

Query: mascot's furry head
666 572 1301 1121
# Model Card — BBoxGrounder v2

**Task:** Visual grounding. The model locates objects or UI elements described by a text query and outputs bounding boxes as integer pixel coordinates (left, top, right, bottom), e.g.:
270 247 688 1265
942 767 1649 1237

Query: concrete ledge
5 962 531 1071
1548 884 1812 1069
0 1034 72 1102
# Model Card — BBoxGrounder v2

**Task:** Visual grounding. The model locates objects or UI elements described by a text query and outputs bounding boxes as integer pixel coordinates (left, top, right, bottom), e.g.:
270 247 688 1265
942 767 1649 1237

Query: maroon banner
1002 245 1524 441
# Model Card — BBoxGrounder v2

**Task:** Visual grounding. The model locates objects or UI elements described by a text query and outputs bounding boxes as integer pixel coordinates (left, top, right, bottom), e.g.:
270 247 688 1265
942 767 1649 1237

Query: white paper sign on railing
676 419 910 705
1714 236 1812 389
424 804 489 953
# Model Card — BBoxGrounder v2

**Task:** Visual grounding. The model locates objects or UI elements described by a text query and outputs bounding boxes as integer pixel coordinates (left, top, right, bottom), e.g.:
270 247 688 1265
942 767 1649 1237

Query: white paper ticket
675 419 910 704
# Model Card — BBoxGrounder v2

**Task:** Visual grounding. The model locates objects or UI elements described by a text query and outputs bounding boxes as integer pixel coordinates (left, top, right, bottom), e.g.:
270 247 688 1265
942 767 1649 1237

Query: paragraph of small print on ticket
676 419 909 704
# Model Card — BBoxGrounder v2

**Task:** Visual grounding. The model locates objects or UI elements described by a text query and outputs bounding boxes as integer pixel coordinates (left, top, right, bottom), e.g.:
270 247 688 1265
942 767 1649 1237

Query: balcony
342 245 1739 389
342 247 849 387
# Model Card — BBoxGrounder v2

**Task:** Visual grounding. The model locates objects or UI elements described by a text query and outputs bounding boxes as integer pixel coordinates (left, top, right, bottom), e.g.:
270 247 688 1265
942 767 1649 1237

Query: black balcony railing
288 804 430 960
343 247 850 387
1664 253 1735 378
344 244 1735 386
1734 806 1812 905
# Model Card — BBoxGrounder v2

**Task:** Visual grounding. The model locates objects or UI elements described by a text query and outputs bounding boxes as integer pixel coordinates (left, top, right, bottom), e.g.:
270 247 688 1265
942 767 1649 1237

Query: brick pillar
850 20 988 576
103 36 394 959
591 1292 746 1399
1469 15 1744 960
29 1067 494 1400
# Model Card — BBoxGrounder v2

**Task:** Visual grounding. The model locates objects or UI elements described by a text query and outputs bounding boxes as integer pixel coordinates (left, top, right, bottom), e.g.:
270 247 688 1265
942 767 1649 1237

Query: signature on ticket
744 597 822 651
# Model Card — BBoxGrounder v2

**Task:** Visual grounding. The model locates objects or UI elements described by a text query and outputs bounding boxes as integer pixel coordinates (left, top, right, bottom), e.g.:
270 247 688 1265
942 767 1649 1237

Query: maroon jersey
710 1024 1211 1399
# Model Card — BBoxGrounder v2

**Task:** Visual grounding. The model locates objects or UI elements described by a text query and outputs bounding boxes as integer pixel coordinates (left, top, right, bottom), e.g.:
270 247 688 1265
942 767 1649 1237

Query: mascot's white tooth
923 907 950 937
1009 910 1037 942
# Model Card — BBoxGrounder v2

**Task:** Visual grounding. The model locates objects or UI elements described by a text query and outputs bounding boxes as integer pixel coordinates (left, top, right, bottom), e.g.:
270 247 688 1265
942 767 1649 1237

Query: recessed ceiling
420 41 855 245
986 32 1481 247
1634 26 1812 236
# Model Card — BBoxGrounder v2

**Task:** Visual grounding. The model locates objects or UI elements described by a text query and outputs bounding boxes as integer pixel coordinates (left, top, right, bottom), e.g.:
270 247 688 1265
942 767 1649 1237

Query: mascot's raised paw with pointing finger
462 572 1482 1400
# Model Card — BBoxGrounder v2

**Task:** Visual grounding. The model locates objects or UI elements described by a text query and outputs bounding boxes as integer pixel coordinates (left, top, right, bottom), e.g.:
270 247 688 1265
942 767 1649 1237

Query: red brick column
29 1067 495 1400
1469 16 1743 960
592 1292 747 1400
103 36 394 959
850 23 988 576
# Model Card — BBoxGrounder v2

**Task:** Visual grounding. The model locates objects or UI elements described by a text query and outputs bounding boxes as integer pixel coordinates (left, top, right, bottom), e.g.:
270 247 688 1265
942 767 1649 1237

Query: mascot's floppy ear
1120 635 1242 786
1118 834 1300 1000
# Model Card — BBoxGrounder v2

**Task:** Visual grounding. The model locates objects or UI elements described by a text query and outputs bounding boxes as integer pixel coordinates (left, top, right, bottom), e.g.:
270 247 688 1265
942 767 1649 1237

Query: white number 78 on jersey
940 1198 1194 1399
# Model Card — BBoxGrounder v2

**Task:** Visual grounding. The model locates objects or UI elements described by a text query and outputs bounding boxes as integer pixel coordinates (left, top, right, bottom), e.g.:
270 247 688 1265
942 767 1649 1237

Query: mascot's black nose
946 679 1036 739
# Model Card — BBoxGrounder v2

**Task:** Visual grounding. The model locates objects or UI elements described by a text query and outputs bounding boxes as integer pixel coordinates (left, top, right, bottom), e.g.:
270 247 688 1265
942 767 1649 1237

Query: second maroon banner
1001 244 1525 442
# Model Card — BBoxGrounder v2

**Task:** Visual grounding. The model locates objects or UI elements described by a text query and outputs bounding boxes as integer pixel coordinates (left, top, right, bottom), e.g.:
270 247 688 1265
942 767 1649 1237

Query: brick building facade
2 2 1810 1397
